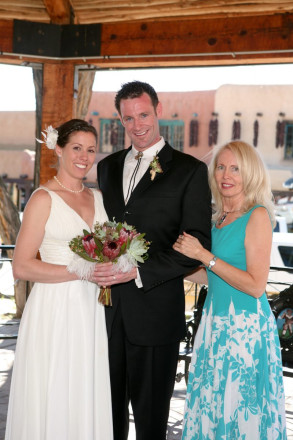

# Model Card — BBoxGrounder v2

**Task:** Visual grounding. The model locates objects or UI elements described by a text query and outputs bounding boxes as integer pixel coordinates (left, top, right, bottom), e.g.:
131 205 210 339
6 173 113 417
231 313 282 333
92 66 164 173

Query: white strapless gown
5 188 113 440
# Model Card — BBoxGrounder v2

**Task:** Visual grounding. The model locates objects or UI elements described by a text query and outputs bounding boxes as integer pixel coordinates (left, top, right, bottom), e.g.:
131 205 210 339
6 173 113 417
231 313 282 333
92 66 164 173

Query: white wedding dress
5 188 113 440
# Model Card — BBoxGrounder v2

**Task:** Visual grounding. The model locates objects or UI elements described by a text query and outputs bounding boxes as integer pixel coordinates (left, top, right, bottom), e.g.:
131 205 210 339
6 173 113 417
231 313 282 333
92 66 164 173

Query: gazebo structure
0 0 293 315
0 0 293 186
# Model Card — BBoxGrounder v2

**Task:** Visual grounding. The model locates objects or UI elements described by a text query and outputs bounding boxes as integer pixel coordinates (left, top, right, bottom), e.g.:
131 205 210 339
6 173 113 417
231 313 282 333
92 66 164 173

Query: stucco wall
215 84 293 170
87 90 215 164
0 111 35 150
1 87 292 190
0 150 35 179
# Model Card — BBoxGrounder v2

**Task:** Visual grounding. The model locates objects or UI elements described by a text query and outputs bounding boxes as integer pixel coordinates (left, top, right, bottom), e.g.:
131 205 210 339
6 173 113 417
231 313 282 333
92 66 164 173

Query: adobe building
0 85 292 192
214 85 293 189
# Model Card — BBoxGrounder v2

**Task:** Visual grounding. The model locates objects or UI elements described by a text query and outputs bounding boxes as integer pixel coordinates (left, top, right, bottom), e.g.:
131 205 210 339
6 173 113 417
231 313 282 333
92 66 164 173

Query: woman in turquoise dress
174 140 287 439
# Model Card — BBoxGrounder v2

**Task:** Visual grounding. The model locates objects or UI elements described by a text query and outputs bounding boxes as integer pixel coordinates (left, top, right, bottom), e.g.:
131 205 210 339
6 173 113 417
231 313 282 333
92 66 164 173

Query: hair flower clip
36 125 58 150
149 152 163 181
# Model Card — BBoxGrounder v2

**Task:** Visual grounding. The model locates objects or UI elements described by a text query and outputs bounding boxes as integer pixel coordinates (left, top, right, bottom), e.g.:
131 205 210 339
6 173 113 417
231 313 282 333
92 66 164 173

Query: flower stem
98 286 112 307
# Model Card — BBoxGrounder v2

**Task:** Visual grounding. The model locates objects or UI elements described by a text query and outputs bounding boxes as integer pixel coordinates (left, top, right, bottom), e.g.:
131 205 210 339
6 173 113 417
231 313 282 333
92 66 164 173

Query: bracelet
207 256 218 270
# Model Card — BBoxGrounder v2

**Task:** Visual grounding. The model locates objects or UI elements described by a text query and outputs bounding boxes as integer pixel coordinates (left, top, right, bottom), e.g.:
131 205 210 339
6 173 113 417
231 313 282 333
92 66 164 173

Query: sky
1 63 293 111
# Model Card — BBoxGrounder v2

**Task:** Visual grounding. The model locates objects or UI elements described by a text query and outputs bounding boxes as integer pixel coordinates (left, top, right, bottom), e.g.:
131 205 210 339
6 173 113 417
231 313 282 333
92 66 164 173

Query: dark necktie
125 151 143 203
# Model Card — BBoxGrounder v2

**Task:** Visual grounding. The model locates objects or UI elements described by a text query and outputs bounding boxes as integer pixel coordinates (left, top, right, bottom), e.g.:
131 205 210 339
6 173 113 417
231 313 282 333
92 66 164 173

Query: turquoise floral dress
182 207 287 440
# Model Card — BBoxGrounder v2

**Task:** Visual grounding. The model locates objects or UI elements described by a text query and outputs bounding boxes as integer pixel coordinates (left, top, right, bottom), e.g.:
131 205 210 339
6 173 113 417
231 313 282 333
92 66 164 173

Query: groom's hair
115 80 159 115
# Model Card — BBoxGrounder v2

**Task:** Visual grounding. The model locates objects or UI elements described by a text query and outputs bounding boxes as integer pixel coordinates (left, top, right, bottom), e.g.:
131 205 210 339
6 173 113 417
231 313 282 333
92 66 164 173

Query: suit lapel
111 147 131 207
126 142 173 206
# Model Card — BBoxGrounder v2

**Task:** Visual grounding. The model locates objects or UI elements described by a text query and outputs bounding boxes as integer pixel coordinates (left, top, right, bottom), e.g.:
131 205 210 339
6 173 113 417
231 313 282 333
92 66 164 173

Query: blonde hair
209 140 276 227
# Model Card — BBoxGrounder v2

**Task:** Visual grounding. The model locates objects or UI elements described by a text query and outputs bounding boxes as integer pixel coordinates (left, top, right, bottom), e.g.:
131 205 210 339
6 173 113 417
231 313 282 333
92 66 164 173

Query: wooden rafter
0 0 292 24
43 0 73 24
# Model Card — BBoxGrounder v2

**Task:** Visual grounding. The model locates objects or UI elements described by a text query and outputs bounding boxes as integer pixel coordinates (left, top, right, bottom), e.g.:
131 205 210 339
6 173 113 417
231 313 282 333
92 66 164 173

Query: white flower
127 236 149 264
36 125 58 150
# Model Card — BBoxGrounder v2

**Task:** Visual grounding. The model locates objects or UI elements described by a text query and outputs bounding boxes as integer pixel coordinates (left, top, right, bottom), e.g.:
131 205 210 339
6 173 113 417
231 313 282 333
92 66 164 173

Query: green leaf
75 251 96 262
93 237 103 251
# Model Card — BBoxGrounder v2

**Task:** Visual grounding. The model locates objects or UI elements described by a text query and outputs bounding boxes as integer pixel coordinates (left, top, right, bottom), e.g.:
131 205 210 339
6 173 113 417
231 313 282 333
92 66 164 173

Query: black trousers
108 303 180 440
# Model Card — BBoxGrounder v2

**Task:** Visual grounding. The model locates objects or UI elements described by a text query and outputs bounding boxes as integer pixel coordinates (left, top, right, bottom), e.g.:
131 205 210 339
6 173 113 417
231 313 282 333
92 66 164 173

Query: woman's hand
89 262 137 286
173 232 205 261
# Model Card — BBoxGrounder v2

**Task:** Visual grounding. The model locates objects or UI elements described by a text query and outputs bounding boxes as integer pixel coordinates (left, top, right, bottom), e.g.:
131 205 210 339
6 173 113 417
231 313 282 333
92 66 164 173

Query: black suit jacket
97 142 212 346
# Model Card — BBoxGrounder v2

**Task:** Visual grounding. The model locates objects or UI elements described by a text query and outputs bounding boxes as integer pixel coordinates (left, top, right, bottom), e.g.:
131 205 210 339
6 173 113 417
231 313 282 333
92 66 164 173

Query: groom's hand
90 263 137 286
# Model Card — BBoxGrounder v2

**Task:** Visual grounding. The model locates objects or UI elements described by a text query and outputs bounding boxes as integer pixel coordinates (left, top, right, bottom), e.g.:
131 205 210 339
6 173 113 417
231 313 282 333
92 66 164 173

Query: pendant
218 211 228 225
135 151 143 160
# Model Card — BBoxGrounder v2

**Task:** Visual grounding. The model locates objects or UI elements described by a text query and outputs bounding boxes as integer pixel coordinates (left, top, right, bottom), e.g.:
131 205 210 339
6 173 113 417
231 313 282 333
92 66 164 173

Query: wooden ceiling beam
99 13 293 64
0 0 293 25
0 9 48 22
43 0 73 24
1 13 293 67
72 0 293 23
0 20 14 53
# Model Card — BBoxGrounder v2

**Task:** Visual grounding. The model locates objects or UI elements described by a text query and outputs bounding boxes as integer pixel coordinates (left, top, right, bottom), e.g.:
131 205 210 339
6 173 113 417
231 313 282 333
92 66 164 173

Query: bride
5 119 114 439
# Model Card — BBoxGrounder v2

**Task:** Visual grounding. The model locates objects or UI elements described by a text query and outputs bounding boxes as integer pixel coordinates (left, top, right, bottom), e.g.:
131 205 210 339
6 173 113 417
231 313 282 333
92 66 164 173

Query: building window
159 120 184 151
278 246 293 268
284 122 293 159
99 119 125 153
189 120 199 147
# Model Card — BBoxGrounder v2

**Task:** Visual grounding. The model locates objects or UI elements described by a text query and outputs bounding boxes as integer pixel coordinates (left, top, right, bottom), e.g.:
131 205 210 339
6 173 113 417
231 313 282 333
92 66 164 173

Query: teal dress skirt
182 207 287 440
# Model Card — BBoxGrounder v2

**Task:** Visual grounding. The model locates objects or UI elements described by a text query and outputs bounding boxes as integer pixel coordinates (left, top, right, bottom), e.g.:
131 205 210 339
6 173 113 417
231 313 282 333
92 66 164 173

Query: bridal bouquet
67 219 150 306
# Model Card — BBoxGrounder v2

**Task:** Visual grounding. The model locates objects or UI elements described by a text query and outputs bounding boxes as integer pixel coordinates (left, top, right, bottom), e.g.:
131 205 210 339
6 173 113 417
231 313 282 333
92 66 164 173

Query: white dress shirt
123 137 165 203
122 137 165 286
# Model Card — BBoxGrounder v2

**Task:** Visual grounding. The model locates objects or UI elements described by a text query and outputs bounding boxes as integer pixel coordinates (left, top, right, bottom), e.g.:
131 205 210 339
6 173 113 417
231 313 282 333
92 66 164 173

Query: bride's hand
89 263 137 286
173 232 204 261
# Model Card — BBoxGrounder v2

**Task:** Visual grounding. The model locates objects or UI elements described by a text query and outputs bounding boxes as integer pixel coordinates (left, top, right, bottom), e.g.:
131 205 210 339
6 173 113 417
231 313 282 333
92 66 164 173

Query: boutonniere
149 152 163 181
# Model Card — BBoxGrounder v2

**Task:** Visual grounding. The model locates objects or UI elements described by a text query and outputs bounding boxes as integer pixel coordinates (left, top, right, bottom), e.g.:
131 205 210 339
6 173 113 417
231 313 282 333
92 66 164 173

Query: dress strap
241 204 273 230
33 186 51 195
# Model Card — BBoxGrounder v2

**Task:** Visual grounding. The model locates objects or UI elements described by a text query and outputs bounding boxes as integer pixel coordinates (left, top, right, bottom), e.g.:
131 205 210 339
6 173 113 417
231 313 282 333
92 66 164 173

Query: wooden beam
1 0 293 25
43 0 73 24
95 13 293 66
1 13 293 67
0 20 13 53
76 70 96 119
100 14 293 57
71 0 293 23
39 63 75 184
77 5 293 24
0 3 49 22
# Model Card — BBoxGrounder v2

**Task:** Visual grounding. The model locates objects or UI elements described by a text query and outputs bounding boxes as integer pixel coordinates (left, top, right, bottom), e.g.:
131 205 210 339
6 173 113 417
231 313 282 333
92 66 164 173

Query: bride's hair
209 140 276 227
56 119 98 148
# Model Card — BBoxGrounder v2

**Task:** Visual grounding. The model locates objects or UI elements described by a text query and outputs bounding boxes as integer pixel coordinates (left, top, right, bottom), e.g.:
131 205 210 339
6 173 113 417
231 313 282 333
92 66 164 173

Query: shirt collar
131 137 165 160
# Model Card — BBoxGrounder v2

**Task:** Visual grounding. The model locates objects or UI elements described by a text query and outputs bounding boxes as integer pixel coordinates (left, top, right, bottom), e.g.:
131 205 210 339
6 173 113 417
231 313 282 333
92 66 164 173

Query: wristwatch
207 256 218 270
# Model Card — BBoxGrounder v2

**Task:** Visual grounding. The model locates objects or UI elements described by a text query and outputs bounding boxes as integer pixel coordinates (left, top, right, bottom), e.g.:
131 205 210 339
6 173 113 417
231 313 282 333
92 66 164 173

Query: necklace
217 209 242 226
54 175 85 194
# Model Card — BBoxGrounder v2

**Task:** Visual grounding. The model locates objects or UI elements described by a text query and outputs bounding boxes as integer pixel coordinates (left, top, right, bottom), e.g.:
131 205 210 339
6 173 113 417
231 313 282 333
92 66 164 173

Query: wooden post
39 63 75 185
76 70 96 120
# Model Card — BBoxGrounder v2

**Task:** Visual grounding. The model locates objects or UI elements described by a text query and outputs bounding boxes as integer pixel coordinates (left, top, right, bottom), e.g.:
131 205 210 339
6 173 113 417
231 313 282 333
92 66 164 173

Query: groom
95 81 211 440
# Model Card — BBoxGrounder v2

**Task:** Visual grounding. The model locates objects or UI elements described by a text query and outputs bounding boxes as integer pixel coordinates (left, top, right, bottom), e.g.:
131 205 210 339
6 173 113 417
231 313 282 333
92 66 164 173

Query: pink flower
102 241 121 261
118 228 135 245
82 234 97 259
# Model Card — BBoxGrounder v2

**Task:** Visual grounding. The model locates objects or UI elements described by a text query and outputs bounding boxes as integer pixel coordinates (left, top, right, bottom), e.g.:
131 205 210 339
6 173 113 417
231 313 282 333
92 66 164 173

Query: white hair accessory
36 125 58 150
